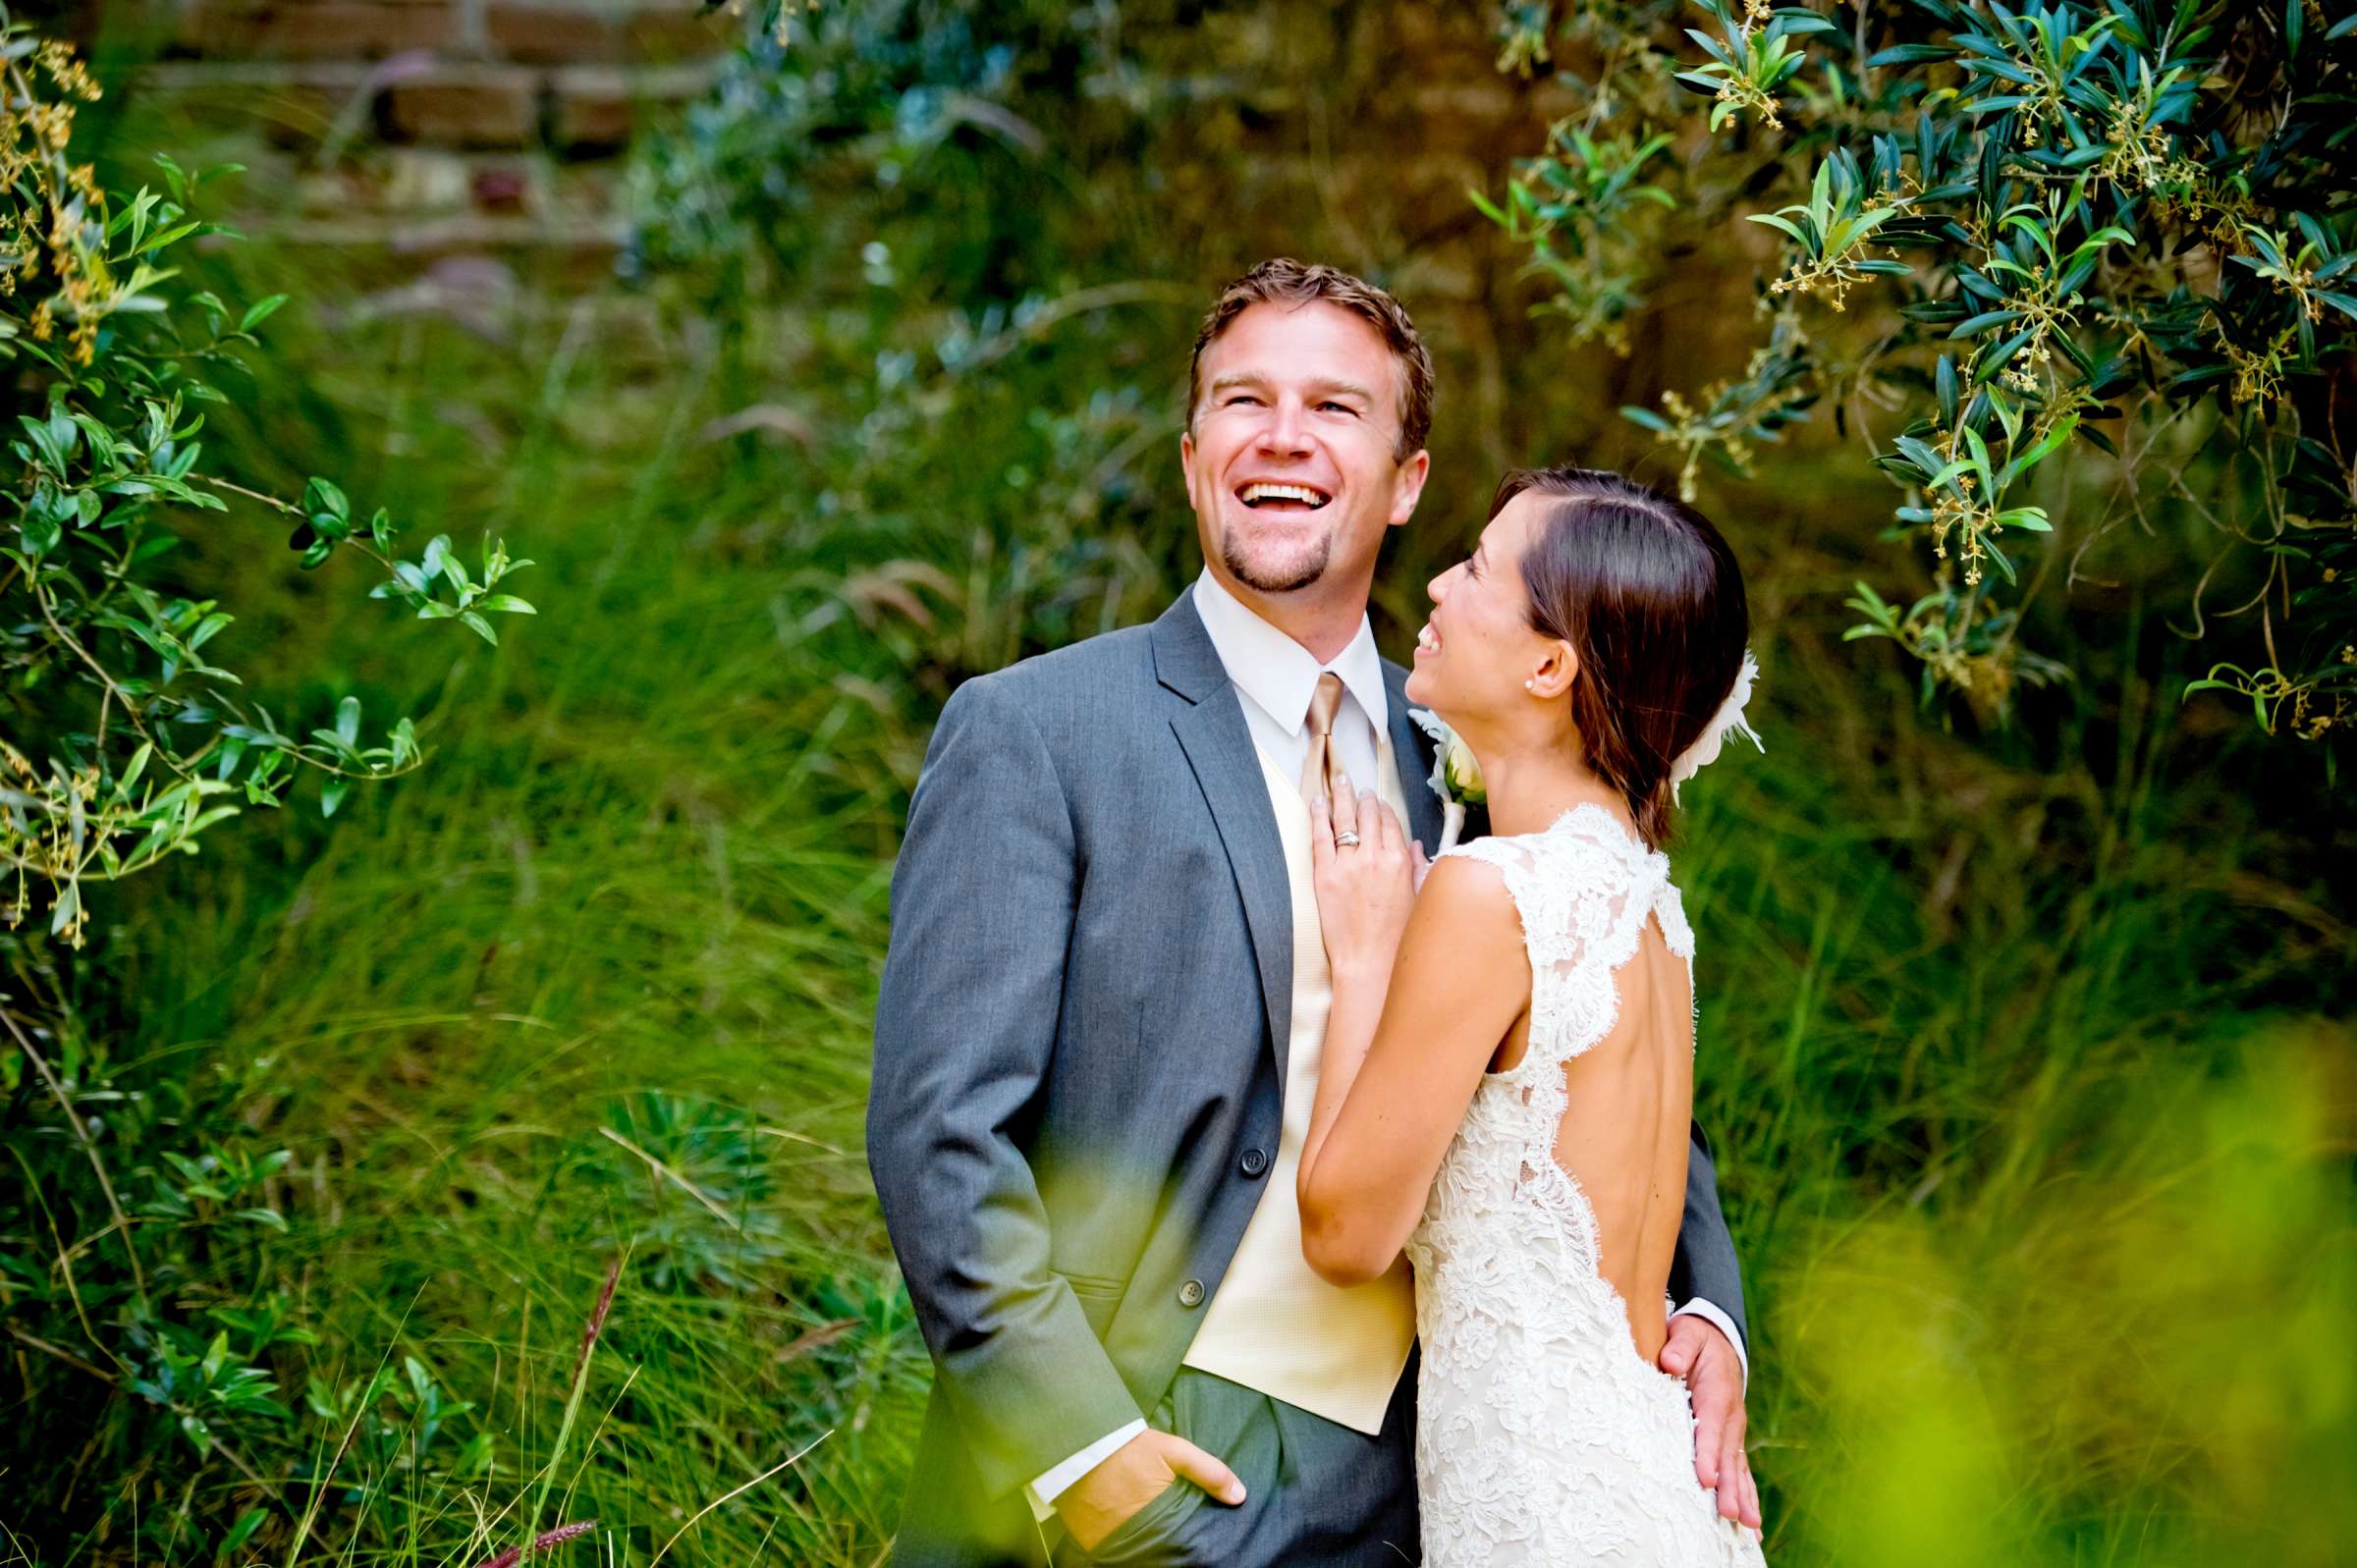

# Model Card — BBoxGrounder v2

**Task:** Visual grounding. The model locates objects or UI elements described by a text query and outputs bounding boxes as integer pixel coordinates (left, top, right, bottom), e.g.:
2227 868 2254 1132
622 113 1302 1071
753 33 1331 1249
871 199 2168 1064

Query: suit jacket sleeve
1669 1117 1748 1351
867 674 1143 1499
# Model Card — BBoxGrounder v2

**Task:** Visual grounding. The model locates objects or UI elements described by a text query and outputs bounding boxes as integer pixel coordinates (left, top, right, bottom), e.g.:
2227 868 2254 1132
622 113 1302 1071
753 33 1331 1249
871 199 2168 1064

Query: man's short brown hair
1187 258 1435 460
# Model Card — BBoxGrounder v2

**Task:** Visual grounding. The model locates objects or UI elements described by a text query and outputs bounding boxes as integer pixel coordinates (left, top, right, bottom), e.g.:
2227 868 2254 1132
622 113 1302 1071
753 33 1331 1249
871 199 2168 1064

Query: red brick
623 7 730 60
548 64 634 148
485 4 726 65
546 62 714 150
176 1 453 60
484 4 616 63
384 65 542 146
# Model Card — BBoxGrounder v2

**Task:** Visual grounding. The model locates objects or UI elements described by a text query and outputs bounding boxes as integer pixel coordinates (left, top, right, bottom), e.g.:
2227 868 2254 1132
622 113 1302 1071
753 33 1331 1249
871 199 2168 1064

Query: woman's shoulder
1410 849 1531 976
1437 805 1671 956
1445 803 1655 884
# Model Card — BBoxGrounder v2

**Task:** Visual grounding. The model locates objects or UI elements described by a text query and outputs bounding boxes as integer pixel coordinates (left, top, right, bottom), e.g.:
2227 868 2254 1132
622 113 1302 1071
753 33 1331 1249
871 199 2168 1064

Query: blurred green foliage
0 2 2349 1566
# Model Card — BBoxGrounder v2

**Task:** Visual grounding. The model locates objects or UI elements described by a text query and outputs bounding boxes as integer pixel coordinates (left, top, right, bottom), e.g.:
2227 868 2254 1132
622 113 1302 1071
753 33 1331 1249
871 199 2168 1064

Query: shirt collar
1190 568 1389 738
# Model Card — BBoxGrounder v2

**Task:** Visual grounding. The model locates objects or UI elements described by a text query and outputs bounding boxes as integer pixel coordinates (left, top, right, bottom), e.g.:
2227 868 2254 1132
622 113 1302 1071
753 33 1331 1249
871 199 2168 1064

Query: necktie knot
1306 672 1345 738
1301 672 1351 806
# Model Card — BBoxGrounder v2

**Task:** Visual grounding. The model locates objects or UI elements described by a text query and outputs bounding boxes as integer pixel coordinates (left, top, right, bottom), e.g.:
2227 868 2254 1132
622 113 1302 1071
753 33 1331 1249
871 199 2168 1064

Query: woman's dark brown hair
1498 466 1750 850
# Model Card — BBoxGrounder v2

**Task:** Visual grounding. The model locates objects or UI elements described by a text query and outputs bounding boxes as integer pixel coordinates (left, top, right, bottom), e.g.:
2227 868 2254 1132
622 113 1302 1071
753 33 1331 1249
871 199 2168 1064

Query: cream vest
1178 732 1419 1433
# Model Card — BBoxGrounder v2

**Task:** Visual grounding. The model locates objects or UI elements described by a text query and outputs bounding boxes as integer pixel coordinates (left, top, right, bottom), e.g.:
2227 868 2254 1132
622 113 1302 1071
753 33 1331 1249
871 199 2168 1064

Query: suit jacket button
1178 1278 1206 1308
1238 1148 1268 1177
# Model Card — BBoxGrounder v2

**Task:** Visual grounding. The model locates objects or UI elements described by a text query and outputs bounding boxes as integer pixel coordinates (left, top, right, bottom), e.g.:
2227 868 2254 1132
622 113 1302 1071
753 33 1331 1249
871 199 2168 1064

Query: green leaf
335 694 360 748
1980 534 2018 584
1999 414 2078 489
1867 42 1958 65
239 293 289 332
188 611 233 651
320 778 349 819
152 151 191 206
1961 425 1998 502
142 220 203 254
1950 309 2024 339
301 476 350 520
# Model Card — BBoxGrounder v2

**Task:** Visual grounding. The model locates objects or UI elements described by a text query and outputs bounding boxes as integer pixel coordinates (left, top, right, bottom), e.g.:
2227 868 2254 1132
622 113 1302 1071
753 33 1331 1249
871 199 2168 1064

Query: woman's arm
1296 794 1530 1285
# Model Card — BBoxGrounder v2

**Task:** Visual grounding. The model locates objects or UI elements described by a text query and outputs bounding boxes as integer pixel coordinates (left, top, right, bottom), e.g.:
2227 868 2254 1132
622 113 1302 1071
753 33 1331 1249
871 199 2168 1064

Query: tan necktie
1301 671 1354 807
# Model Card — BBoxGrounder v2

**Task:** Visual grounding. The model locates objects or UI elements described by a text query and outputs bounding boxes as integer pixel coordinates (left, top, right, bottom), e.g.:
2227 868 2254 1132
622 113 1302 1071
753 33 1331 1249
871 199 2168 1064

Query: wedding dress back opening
1410 804 1767 1566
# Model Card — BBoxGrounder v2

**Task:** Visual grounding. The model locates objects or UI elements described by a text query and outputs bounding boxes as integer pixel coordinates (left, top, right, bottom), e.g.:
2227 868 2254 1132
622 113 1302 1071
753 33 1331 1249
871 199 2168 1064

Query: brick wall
134 0 731 269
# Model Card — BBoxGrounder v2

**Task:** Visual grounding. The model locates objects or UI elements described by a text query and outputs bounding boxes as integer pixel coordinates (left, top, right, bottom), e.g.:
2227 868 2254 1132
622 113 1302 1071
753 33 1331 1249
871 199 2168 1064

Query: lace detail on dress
1409 805 1764 1566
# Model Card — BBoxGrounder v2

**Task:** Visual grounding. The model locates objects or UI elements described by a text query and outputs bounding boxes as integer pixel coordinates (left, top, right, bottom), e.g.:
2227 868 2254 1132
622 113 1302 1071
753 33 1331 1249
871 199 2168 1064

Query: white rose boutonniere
1407 708 1484 855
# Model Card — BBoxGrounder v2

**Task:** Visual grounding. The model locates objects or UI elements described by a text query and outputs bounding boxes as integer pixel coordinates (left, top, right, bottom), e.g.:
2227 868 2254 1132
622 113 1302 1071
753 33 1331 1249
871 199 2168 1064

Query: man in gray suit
869 259 1757 1566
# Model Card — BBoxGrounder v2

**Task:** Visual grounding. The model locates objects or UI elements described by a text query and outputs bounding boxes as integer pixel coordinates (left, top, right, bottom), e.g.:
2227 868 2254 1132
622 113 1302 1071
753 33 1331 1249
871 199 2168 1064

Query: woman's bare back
1553 913 1692 1359
1485 909 1693 1361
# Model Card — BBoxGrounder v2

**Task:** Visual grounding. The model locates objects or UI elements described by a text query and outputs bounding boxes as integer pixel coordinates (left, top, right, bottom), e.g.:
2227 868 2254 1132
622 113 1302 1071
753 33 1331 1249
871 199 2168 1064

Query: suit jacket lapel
1152 593 1295 1081
1385 659 1443 854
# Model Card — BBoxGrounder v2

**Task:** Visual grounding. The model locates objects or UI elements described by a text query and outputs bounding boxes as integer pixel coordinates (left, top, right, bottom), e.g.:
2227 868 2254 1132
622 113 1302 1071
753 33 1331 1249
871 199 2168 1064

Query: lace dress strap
1436 806 1662 1077
1433 834 1579 970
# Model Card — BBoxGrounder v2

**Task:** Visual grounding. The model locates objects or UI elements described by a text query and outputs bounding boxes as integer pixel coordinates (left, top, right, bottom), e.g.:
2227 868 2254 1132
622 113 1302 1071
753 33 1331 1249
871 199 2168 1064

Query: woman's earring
1523 678 1535 691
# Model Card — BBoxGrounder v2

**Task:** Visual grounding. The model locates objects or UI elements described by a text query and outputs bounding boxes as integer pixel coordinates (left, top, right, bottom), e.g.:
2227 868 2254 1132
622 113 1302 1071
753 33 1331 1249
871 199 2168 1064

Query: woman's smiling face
1404 491 1561 720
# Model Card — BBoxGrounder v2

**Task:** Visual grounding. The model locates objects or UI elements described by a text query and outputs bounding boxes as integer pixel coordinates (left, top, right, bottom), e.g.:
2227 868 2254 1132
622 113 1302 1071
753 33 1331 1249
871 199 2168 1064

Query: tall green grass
7 28 2353 1568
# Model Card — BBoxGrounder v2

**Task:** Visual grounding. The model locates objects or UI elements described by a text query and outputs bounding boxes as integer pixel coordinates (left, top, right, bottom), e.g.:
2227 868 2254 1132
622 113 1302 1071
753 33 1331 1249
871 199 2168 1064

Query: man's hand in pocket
1055 1428 1246 1552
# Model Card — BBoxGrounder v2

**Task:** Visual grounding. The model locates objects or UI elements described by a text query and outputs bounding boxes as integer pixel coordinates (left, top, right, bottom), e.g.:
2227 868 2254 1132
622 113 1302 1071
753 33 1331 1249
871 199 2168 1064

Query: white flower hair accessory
1668 649 1763 803
1408 707 1483 854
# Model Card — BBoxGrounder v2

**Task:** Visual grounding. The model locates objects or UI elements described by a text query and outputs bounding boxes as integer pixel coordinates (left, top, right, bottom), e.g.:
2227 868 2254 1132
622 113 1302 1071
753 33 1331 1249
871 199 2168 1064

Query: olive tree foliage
0 18 536 963
1484 0 2356 762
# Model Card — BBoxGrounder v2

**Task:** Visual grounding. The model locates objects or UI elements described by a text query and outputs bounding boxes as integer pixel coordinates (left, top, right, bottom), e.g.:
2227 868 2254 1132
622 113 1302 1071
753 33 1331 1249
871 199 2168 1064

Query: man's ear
1388 449 1432 528
1528 640 1579 699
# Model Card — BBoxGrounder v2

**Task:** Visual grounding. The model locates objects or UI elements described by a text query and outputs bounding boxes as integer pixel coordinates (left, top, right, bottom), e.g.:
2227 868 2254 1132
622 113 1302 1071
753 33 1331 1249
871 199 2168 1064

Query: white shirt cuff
1670 1298 1749 1388
1025 1419 1149 1522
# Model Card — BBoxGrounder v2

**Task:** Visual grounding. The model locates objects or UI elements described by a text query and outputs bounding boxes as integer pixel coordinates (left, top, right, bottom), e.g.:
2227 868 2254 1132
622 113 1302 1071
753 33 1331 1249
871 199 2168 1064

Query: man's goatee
1224 533 1333 595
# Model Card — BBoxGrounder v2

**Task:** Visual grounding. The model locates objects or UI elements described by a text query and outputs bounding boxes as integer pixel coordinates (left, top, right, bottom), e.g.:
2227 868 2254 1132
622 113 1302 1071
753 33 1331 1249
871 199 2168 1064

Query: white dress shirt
1189 568 1390 792
1026 569 1746 1518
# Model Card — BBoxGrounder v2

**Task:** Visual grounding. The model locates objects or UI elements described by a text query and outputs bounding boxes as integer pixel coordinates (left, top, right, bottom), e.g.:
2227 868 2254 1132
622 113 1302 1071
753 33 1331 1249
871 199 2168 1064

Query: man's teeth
1240 482 1330 508
1416 623 1441 653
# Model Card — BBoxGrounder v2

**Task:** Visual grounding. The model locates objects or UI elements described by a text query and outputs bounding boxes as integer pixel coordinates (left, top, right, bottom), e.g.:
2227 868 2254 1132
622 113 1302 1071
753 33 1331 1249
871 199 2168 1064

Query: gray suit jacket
868 590 1746 1565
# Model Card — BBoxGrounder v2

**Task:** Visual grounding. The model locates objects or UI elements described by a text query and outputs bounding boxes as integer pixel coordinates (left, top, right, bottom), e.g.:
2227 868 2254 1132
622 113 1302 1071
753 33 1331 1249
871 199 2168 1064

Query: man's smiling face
1181 299 1428 601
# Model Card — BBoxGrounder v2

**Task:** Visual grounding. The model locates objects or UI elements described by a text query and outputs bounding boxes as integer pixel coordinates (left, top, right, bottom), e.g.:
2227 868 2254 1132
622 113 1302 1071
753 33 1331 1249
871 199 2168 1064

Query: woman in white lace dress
1295 466 1768 1566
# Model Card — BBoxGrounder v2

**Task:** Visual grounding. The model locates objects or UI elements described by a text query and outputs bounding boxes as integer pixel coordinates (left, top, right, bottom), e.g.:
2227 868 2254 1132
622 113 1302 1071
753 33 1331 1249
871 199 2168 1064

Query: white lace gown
1407 806 1767 1567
